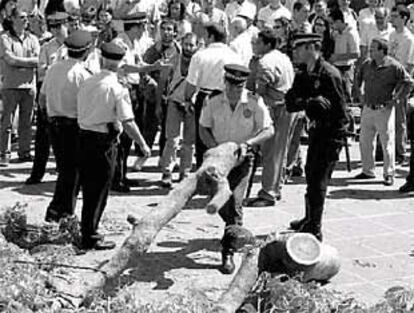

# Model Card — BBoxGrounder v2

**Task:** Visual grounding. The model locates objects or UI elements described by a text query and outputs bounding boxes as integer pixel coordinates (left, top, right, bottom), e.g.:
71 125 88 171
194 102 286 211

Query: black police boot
290 195 310 231
220 251 235 275
298 205 323 242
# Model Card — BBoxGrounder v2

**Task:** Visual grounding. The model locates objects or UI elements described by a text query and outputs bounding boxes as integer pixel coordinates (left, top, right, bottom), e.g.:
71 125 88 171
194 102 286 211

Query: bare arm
246 125 274 147
122 119 151 156
199 125 218 149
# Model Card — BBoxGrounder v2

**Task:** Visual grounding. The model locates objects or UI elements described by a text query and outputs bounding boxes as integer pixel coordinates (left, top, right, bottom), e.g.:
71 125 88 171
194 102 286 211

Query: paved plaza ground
0 139 413 306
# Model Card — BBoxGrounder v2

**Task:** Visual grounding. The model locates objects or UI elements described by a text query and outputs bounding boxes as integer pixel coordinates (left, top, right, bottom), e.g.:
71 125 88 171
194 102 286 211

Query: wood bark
212 247 260 313
77 142 243 306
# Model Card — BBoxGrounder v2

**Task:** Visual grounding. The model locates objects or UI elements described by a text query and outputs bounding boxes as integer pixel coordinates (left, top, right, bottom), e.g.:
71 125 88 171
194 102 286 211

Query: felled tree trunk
212 248 260 313
78 142 243 306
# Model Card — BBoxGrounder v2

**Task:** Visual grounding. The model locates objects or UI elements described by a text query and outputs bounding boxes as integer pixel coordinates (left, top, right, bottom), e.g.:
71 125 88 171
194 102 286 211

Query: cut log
212 233 341 313
77 142 243 306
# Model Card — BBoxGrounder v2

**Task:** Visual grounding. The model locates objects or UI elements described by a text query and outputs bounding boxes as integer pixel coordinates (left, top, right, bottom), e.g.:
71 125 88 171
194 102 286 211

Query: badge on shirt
314 79 320 89
243 108 252 118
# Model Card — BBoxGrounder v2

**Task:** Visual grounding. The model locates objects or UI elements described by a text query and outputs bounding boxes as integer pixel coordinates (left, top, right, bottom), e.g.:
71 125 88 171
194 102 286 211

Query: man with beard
286 34 349 241
159 32 199 187
141 19 180 169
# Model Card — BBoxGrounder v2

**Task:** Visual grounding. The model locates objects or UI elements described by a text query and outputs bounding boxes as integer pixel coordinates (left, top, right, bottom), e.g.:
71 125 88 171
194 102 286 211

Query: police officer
26 12 69 185
77 42 151 250
42 30 93 222
199 64 274 274
286 34 349 241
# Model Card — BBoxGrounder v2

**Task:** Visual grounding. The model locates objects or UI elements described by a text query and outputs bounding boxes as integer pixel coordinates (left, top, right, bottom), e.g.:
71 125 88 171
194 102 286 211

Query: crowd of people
0 0 414 272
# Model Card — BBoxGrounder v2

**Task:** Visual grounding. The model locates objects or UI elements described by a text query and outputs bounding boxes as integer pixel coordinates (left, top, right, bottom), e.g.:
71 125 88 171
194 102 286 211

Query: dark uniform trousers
46 117 80 218
29 82 52 180
79 130 117 246
218 155 253 254
305 128 342 221
194 89 222 168
30 106 51 180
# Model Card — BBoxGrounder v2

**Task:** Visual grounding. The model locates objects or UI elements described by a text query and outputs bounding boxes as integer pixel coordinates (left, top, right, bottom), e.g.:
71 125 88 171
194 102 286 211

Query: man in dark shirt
141 18 180 161
354 37 414 186
286 33 349 241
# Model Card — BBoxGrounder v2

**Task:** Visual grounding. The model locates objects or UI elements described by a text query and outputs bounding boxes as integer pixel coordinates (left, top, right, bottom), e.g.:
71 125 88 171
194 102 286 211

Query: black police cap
101 42 125 61
64 30 93 52
224 64 250 85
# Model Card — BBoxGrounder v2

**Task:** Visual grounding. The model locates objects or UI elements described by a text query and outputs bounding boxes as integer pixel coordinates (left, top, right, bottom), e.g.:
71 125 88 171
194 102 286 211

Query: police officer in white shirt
184 22 242 167
199 64 274 274
77 42 151 251
41 30 93 223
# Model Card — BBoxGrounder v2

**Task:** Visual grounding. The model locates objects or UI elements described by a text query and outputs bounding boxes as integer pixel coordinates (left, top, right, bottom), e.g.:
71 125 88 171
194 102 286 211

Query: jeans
259 105 296 201
160 100 195 174
360 106 395 178
0 89 34 156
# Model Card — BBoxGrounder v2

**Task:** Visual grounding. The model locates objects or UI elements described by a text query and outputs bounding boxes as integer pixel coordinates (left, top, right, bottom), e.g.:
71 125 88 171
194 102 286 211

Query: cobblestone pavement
0 140 413 305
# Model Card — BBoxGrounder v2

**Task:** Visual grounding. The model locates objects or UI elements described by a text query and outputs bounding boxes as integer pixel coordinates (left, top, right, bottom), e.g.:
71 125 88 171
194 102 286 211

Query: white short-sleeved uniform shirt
186 42 242 91
41 58 91 118
200 89 273 144
257 4 291 28
77 70 135 133
389 27 414 69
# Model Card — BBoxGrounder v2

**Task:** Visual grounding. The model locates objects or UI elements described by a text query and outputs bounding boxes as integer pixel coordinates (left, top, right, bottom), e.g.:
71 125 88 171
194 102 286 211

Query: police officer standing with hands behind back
199 64 274 274
286 34 349 242
77 42 151 251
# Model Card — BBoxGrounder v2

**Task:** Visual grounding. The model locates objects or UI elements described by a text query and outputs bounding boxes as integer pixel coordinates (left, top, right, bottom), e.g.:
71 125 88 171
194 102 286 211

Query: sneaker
161 172 172 188
399 182 414 193
354 172 376 179
384 175 394 186
132 156 148 172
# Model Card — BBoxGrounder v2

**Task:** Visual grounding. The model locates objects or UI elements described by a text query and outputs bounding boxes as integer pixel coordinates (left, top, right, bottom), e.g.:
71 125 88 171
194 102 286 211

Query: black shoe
399 182 414 193
82 239 116 251
245 197 275 207
25 176 42 185
291 165 304 177
161 172 172 188
111 183 130 193
299 222 323 242
384 175 394 186
289 217 307 231
396 156 407 165
124 178 140 187
354 172 376 179
17 154 33 163
45 209 61 223
220 252 235 275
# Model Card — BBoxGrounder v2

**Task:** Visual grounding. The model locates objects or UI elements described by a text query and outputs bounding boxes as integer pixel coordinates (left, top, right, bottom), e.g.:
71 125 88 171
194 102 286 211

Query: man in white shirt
247 29 295 207
225 0 257 22
389 5 414 163
229 16 253 66
184 22 242 167
360 7 392 59
257 0 291 29
358 0 380 39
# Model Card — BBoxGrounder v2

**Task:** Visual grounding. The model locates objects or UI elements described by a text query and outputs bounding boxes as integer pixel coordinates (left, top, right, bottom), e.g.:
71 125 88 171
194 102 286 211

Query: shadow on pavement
328 188 413 200
113 238 222 292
